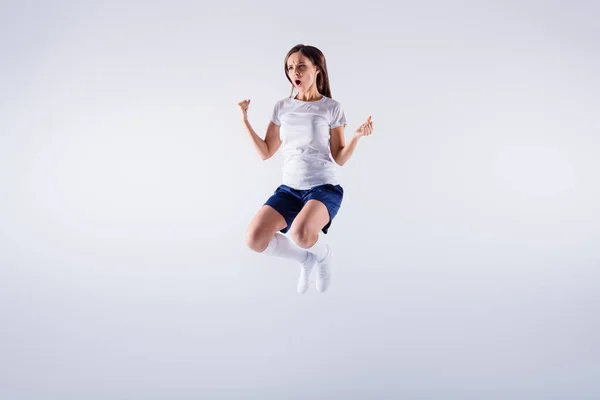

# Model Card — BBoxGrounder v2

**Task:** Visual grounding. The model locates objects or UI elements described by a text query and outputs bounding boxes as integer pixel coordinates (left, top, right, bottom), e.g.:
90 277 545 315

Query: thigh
247 205 288 237
290 199 331 237
246 205 288 251
303 184 344 234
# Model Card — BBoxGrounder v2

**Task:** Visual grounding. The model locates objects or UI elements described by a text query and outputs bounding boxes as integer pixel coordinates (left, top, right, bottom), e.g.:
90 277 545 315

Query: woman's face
286 52 319 94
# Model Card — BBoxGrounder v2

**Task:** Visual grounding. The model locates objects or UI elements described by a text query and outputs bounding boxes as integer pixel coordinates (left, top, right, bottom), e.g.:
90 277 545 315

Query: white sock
307 235 329 262
262 233 310 264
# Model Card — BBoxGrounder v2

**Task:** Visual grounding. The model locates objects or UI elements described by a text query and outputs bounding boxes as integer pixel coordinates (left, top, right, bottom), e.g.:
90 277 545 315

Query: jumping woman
239 44 374 293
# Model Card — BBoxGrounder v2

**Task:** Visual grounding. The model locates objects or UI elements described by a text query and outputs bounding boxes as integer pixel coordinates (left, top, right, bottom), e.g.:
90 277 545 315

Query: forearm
242 118 269 159
334 135 360 166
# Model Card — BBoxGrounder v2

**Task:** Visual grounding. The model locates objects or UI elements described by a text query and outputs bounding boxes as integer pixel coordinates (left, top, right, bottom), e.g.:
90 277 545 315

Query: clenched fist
238 99 251 121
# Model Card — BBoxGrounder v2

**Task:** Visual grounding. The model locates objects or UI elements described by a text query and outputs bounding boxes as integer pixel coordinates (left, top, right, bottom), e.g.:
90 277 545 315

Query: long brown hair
284 44 332 99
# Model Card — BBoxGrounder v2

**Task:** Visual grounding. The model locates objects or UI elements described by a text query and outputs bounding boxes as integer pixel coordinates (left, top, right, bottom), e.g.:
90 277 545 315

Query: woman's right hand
238 99 251 121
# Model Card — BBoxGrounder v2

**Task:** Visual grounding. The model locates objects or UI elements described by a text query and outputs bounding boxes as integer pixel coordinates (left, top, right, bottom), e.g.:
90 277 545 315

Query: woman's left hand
355 116 374 138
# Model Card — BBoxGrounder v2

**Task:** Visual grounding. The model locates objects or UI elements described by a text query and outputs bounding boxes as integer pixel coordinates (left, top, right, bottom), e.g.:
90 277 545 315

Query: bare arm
330 116 373 166
238 99 282 160
242 119 281 160
263 121 282 159
330 126 360 166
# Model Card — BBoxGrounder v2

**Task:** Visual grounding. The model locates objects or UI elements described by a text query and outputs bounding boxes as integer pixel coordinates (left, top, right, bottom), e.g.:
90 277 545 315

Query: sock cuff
262 234 279 254
307 236 328 262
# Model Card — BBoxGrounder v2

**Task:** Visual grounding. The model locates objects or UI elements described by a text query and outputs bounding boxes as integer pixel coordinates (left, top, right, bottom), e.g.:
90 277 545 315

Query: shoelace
318 265 329 279
301 254 314 272
317 247 331 279
317 261 329 279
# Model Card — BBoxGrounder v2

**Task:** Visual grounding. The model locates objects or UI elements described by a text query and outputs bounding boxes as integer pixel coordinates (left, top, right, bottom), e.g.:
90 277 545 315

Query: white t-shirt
270 95 347 190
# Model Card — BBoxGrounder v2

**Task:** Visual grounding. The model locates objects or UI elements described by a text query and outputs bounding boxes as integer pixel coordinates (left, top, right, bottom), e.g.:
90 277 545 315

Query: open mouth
295 79 302 86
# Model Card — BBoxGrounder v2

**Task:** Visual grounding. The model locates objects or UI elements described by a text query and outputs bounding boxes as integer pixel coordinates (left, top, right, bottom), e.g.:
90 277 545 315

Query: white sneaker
316 245 332 293
297 252 316 294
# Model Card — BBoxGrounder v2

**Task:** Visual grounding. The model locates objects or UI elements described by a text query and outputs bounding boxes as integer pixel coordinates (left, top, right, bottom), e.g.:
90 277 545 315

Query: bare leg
245 205 309 263
245 205 287 253
289 199 330 260
289 199 334 293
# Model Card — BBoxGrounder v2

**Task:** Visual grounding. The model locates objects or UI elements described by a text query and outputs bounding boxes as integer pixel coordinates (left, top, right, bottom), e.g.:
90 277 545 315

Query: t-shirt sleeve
330 103 347 128
270 101 281 126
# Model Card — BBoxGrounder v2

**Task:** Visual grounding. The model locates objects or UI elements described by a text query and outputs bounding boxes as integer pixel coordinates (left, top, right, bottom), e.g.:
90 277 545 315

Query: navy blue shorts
264 184 344 234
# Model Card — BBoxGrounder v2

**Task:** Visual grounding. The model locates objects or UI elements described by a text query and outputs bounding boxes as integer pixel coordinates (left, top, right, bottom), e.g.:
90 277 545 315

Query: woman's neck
295 90 322 102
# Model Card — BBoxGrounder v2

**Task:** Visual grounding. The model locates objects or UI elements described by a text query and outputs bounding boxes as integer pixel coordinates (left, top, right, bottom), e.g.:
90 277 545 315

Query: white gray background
1 0 599 398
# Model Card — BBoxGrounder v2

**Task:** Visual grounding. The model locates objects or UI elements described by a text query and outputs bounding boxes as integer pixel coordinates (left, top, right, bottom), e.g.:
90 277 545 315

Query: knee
290 225 317 249
245 226 269 253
